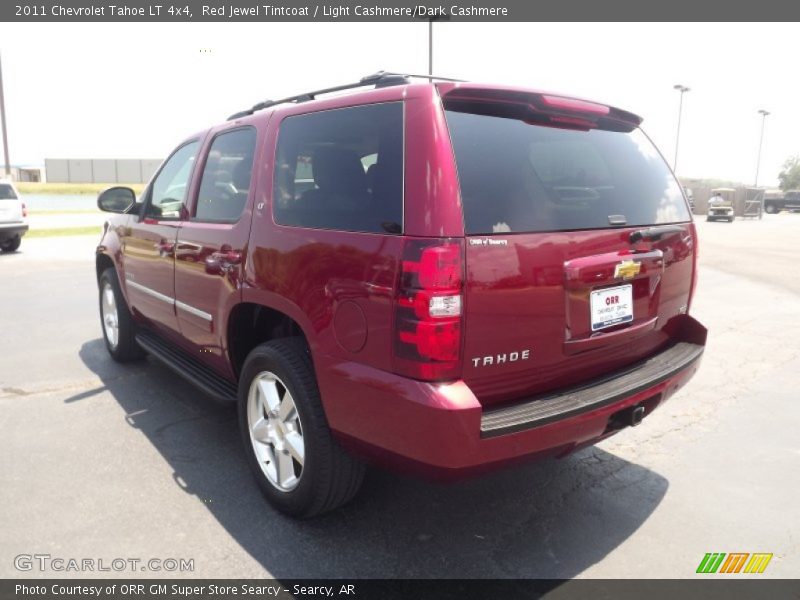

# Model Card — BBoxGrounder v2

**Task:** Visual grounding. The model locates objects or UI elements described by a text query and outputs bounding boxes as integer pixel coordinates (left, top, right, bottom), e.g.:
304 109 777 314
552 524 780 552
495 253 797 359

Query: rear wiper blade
628 224 685 244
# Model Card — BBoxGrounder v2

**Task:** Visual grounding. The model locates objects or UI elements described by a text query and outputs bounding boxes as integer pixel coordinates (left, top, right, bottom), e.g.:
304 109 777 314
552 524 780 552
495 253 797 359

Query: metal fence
688 186 765 217
44 158 163 184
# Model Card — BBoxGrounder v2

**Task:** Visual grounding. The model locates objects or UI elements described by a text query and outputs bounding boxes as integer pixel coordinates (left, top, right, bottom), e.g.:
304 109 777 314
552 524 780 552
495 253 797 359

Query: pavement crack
0 371 145 400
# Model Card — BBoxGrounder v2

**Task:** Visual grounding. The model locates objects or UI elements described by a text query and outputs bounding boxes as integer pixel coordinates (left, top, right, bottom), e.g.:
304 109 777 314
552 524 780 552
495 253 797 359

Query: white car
0 180 29 252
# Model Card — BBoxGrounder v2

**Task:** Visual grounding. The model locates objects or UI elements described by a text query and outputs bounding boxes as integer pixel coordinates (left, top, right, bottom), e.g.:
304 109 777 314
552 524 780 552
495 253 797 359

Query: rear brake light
393 239 464 381
22 202 27 218
540 95 610 116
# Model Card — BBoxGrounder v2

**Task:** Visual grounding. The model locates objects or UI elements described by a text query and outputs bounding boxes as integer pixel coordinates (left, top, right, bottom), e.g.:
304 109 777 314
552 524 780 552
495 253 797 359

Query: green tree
778 156 800 191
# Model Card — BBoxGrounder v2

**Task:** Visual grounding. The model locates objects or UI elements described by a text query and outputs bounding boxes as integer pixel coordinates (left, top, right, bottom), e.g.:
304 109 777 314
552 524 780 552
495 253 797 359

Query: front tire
1 237 21 252
238 338 364 517
98 267 145 362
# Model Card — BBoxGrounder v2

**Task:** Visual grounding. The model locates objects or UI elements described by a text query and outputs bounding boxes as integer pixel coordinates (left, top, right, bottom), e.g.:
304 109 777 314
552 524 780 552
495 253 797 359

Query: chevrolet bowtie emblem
614 260 641 280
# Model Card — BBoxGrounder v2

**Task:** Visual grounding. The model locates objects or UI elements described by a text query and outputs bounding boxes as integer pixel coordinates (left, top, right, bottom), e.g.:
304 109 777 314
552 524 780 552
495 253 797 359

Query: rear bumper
318 315 707 480
0 222 29 241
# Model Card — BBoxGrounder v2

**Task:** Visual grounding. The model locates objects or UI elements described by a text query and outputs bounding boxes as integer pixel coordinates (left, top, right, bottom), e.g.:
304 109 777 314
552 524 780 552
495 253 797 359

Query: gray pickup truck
764 190 800 214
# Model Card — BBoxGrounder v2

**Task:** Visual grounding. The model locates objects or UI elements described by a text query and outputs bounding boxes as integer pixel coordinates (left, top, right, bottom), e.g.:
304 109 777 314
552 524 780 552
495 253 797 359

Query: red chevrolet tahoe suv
95 72 706 517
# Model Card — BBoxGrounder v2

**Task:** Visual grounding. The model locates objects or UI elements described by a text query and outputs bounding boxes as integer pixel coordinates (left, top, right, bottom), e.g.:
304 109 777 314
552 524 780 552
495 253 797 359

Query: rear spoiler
437 84 643 132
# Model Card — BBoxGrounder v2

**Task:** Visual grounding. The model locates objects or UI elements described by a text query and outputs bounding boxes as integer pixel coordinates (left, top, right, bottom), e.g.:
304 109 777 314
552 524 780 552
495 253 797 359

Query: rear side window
195 127 257 222
273 102 403 234
445 110 690 235
0 184 18 200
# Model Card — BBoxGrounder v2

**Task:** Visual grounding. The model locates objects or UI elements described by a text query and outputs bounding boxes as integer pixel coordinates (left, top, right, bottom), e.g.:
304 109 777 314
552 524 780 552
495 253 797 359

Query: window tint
0 184 18 200
445 110 690 234
147 141 200 219
195 127 257 222
273 103 403 234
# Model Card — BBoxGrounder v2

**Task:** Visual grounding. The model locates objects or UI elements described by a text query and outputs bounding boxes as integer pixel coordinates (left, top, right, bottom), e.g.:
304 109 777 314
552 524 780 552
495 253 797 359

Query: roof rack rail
226 71 465 121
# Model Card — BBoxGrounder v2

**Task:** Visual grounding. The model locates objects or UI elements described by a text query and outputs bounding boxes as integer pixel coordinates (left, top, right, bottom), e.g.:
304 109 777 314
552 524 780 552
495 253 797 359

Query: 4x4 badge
614 260 641 280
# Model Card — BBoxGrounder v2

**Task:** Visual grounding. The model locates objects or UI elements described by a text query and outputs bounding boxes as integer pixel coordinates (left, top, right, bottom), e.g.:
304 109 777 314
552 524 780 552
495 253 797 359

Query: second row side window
195 127 257 222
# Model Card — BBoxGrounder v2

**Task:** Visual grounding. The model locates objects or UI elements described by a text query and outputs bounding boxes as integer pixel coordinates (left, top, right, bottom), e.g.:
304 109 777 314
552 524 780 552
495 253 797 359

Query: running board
135 331 238 403
480 342 704 438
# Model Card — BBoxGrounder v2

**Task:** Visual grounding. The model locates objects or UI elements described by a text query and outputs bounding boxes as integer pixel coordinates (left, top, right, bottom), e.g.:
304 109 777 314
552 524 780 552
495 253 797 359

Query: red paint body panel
462 226 695 406
96 79 705 479
318 339 702 479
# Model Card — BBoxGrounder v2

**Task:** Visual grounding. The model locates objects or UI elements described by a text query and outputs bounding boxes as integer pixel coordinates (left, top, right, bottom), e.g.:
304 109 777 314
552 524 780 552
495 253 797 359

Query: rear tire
99 267 145 362
765 204 778 214
238 337 365 518
1 237 21 252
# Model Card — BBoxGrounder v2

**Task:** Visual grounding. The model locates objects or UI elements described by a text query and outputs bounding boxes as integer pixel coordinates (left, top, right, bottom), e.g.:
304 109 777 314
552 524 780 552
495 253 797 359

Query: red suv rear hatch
441 86 696 407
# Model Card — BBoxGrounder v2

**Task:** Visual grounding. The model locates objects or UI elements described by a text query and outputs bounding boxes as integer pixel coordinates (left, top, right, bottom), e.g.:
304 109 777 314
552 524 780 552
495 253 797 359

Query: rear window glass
273 102 403 234
0 184 18 200
444 110 690 234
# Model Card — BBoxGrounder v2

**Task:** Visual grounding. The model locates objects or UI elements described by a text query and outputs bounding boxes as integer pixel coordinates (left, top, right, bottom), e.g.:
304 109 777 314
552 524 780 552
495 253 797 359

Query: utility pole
0 52 11 177
754 109 770 187
672 84 690 173
428 20 433 78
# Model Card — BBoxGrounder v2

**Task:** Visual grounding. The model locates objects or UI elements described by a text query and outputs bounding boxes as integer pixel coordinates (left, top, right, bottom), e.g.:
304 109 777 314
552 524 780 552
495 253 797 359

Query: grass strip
17 182 146 195
27 226 102 238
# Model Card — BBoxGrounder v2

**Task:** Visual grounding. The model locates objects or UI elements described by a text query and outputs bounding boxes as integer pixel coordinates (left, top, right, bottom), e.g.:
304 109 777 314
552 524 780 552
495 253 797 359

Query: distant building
44 158 163 184
3 164 44 182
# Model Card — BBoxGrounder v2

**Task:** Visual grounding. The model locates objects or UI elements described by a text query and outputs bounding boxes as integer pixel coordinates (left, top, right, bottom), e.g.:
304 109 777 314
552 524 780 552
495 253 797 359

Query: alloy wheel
101 282 119 349
247 371 305 492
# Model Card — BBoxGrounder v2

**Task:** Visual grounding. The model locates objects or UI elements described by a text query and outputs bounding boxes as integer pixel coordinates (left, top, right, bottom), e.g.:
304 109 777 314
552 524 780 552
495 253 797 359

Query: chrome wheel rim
101 282 119 349
247 371 304 492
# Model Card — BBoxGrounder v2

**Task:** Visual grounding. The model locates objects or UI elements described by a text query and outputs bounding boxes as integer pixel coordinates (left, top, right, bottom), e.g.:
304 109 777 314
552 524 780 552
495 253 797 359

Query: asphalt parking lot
1 215 798 579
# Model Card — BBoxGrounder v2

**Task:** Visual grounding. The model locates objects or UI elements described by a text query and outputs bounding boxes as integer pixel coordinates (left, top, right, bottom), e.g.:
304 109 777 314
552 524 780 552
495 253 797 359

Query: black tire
238 337 365 517
1 237 21 252
728 217 735 223
98 267 145 362
765 204 778 214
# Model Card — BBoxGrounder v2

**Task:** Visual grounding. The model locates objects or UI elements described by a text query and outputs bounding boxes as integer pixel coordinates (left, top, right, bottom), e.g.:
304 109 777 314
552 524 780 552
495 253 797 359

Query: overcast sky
0 22 796 186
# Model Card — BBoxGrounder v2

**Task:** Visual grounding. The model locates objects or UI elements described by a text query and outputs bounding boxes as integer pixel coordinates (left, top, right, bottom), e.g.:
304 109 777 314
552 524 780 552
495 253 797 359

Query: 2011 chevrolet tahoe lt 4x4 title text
95 72 706 517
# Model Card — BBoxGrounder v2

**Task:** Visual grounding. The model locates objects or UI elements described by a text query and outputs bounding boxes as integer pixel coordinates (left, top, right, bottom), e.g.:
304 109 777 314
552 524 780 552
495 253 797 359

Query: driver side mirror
97 186 136 213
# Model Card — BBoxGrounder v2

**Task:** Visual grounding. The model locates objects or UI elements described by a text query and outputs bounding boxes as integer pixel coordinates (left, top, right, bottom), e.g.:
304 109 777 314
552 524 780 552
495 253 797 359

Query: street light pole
428 19 433 78
0 52 11 177
754 109 770 187
672 84 690 173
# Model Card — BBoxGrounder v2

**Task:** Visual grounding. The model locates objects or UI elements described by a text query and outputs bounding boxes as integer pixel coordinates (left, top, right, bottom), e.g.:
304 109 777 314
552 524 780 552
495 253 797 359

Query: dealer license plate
590 284 633 331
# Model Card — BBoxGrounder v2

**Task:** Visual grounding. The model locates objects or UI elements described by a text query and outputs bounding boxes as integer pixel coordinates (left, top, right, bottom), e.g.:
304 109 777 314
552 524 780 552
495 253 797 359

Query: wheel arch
227 301 312 380
95 252 115 282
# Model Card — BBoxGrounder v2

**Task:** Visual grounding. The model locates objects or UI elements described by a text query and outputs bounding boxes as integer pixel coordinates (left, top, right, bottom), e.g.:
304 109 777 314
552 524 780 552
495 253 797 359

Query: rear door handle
205 248 242 275
210 250 242 265
156 239 175 256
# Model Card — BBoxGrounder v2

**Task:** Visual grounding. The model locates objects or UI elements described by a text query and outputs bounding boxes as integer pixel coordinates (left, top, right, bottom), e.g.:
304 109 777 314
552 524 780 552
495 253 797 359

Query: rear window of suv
444 109 690 234
0 184 18 200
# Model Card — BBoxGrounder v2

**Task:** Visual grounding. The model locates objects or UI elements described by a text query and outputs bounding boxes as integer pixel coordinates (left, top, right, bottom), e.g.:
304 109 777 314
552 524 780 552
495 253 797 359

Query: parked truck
764 190 800 214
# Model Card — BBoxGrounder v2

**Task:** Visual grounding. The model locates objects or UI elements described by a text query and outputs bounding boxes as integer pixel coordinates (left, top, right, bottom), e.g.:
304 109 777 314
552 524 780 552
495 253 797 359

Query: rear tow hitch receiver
631 405 645 426
608 404 646 431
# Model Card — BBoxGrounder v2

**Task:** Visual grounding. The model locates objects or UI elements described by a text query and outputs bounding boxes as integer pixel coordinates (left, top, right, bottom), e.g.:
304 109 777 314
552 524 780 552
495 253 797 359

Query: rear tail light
393 239 464 381
22 202 27 218
688 223 699 311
